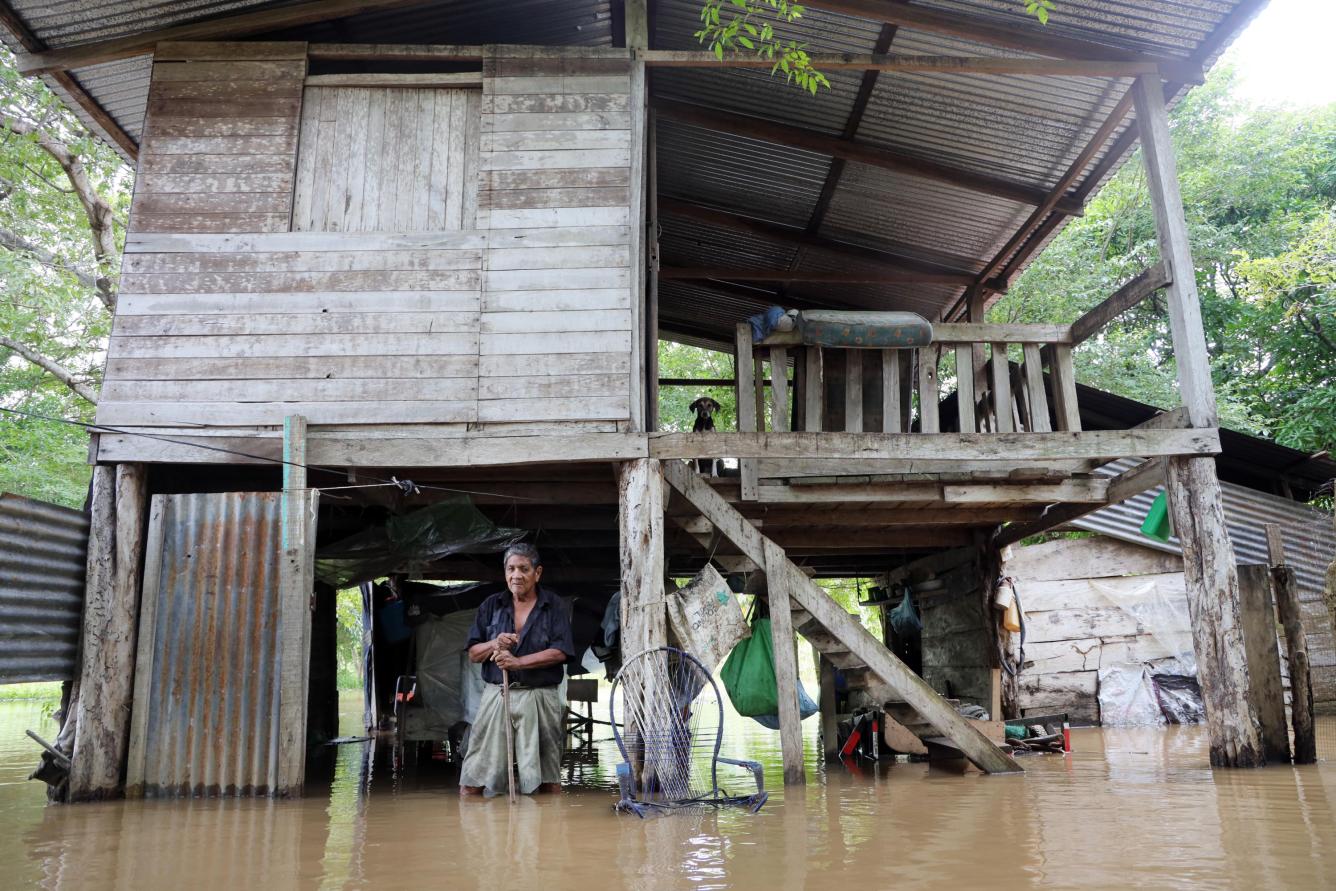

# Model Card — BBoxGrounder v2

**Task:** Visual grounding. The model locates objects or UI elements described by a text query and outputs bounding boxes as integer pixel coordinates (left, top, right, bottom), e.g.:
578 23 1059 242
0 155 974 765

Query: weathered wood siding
1006 537 1193 725
477 48 635 426
106 231 482 426
132 42 306 234
98 43 639 444
292 87 481 232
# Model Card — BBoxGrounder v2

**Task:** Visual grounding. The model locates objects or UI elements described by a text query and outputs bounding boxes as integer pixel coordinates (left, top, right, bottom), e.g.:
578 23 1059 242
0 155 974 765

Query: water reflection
4 703 1336 888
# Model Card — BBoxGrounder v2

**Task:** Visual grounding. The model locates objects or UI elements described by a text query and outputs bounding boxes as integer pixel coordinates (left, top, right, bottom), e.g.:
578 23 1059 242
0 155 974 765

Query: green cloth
720 617 781 717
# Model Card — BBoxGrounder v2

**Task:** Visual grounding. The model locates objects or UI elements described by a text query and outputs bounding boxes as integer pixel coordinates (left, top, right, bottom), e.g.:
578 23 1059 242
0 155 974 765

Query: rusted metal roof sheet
127 491 287 798
1073 462 1336 701
0 493 88 684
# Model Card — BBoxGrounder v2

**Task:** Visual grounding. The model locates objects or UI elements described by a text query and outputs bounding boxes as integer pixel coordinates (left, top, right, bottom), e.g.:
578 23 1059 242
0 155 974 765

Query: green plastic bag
720 617 780 717
1140 490 1173 543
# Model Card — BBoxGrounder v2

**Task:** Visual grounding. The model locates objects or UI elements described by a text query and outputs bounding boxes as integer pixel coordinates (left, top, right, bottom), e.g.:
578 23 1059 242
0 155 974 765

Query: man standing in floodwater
459 543 576 796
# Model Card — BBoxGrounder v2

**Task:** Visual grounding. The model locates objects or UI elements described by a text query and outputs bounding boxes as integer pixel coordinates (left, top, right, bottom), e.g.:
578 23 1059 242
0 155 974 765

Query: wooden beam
653 98 1084 216
307 43 484 62
993 456 1164 547
881 349 901 433
845 349 864 432
735 324 759 500
659 197 988 284
1237 564 1290 763
618 458 666 657
641 51 1167 78
303 73 482 88
662 460 1021 774
817 652 839 761
803 0 1202 83
1267 525 1316 764
989 344 1014 434
770 347 790 432
955 344 975 433
1069 262 1171 344
660 266 975 285
933 323 1070 344
16 0 436 74
648 428 1220 462
804 347 824 433
1133 76 1217 428
763 539 807 785
917 346 940 434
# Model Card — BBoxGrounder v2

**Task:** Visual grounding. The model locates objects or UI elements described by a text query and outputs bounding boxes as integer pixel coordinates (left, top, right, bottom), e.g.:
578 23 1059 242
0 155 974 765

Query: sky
1228 0 1336 107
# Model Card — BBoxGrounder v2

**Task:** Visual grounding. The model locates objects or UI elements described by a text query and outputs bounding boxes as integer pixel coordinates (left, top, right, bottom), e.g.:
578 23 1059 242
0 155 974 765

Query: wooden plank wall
292 87 481 232
476 47 634 426
132 42 307 234
101 231 483 427
99 42 639 446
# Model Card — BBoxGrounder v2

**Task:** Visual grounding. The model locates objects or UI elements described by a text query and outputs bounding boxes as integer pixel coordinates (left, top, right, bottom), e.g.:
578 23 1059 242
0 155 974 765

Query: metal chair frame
609 646 767 817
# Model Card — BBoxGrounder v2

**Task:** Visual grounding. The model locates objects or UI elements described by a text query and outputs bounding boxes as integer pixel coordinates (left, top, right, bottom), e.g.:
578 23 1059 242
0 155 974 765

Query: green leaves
1024 0 1056 25
693 0 831 96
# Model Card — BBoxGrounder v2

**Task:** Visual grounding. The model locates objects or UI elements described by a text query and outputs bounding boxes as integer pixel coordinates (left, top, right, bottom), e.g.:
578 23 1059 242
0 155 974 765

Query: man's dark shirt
467 586 577 687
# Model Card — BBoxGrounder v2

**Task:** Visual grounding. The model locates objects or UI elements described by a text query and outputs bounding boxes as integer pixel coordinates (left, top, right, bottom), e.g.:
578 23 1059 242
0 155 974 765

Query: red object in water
1062 721 1072 753
841 722 864 759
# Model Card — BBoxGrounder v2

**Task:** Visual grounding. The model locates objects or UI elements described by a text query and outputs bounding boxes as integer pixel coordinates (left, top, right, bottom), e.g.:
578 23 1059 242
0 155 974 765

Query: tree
0 49 131 506
992 63 1336 453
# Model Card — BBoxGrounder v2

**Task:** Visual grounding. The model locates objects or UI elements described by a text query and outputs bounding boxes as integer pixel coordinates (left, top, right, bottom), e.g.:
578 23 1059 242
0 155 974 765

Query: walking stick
502 667 517 804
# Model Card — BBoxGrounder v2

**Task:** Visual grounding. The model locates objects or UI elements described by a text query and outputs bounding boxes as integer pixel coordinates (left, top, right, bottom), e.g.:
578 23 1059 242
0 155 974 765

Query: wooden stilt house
0 0 1286 798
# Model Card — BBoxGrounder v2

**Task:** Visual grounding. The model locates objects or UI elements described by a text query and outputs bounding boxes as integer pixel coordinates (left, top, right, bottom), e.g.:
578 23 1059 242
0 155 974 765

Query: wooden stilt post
618 458 666 656
1267 525 1316 764
278 415 315 795
817 650 839 762
764 538 806 785
1134 75 1264 768
69 462 147 802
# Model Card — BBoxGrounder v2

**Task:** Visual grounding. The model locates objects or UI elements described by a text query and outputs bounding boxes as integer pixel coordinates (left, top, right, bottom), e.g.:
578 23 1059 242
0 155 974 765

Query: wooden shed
0 0 1306 798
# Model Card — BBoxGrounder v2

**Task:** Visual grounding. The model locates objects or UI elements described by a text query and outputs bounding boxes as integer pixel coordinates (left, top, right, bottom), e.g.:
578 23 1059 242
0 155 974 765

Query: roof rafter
652 97 1085 216
805 0 1202 84
14 0 438 75
660 196 1002 288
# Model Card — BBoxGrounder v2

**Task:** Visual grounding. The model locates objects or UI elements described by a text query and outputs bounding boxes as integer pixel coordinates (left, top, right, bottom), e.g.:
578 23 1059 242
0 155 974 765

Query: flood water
4 697 1336 889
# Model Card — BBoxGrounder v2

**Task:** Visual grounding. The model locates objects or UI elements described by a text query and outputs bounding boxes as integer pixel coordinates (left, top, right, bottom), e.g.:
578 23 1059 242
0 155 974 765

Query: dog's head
689 396 721 419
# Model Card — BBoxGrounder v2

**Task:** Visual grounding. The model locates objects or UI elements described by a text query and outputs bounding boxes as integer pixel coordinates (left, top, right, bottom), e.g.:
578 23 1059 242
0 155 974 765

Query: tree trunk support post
1134 75 1263 767
1266 524 1316 764
817 649 839 762
67 463 147 802
618 458 667 657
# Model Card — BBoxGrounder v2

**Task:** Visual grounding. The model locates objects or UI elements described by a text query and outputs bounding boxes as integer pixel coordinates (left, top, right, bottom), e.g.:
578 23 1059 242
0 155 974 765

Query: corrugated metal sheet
0 493 87 684
0 0 1265 339
1073 462 1336 698
127 491 290 798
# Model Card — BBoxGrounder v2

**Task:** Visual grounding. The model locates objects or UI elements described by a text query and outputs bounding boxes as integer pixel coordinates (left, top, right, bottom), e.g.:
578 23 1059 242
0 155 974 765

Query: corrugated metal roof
1072 462 1336 695
0 0 1266 338
127 491 290 798
0 493 88 684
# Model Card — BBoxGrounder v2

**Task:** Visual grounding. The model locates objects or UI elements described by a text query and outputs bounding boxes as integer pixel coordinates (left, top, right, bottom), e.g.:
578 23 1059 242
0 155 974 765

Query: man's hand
494 650 522 671
493 632 519 653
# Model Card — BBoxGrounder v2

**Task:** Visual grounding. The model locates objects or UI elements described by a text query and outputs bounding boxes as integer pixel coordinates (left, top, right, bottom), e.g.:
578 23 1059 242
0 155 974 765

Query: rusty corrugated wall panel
126 491 298 798
0 493 88 683
1072 465 1336 704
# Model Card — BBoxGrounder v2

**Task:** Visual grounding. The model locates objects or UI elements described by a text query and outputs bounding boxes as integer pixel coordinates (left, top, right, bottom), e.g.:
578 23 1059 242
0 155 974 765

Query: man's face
505 555 542 599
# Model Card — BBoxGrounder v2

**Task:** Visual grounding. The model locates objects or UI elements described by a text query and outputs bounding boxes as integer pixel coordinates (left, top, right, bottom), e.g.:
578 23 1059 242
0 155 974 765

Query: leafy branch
695 1 830 95
696 1 1060 96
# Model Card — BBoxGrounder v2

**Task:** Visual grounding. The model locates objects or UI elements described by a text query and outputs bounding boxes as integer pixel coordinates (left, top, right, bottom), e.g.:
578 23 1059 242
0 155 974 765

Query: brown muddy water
3 698 1336 890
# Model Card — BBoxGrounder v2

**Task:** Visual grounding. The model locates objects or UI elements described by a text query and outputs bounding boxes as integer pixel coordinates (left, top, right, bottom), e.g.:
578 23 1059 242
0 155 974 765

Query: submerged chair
609 646 768 817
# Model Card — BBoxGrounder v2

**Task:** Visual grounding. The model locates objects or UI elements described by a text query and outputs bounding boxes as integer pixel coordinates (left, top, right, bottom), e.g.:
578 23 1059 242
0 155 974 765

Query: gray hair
502 542 543 569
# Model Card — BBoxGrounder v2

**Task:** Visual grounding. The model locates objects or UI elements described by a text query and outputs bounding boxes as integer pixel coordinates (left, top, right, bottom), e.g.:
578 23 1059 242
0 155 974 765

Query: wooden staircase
664 460 1021 776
